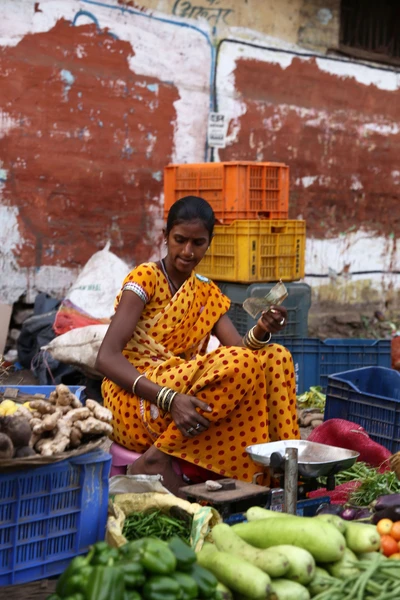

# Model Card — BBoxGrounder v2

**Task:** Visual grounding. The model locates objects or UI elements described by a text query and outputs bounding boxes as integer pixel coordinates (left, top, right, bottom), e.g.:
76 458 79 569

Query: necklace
160 259 179 294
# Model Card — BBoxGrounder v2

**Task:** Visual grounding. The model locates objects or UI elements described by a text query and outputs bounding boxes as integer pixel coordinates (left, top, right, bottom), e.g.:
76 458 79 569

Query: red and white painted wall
0 0 399 308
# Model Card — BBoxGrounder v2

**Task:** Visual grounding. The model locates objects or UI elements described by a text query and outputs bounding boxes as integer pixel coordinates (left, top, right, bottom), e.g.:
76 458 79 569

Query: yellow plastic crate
197 220 306 283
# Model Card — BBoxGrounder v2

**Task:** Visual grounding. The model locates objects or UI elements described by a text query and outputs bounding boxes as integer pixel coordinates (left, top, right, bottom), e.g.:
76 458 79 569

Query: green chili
122 509 192 543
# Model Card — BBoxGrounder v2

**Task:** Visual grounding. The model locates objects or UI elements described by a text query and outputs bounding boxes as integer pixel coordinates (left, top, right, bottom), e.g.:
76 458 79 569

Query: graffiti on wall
172 0 233 26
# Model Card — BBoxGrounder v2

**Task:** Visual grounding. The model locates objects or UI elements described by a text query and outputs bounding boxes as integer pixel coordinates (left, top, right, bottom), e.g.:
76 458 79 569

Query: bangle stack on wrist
243 326 271 350
156 387 177 412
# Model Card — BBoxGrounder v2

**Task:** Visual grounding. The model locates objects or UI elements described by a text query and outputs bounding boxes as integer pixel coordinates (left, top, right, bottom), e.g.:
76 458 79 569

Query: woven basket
390 452 400 480
0 436 106 472
2 578 57 600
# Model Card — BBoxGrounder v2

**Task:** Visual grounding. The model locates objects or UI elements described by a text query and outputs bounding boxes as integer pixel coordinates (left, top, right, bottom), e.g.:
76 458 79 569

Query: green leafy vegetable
297 386 326 410
349 469 400 507
319 461 400 507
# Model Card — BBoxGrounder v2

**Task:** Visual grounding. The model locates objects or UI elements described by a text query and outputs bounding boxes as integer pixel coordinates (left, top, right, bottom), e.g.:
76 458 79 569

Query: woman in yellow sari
96 196 299 494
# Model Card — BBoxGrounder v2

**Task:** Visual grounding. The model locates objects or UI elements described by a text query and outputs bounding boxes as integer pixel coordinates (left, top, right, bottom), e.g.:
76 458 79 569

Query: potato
0 432 14 458
0 415 32 448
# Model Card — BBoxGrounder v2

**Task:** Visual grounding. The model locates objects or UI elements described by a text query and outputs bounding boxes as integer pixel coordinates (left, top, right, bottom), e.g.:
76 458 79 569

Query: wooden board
0 389 47 403
180 479 269 504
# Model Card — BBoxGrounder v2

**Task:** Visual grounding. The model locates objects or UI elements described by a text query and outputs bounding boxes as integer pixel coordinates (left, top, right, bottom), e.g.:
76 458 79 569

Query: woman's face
165 219 210 276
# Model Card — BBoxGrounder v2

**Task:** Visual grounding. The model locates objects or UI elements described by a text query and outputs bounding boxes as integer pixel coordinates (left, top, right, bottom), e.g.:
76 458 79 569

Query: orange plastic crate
196 219 306 283
164 162 289 223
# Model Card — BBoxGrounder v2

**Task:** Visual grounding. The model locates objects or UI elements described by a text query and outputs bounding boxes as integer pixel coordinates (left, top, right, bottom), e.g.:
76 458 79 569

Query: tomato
390 521 400 542
377 518 393 536
380 534 399 557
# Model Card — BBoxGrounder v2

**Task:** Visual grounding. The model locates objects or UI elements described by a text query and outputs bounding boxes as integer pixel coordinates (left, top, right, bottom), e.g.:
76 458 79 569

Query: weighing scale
180 440 359 522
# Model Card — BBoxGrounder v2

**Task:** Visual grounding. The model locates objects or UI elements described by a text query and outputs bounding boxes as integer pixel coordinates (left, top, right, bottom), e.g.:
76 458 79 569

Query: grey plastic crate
217 282 311 337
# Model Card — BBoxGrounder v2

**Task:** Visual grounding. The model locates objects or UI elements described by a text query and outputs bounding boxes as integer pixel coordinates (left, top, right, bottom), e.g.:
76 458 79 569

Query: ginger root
29 400 56 414
15 405 34 421
38 420 72 456
75 417 113 436
85 399 113 423
35 435 53 453
50 384 77 407
70 426 82 448
32 410 62 435
63 407 90 424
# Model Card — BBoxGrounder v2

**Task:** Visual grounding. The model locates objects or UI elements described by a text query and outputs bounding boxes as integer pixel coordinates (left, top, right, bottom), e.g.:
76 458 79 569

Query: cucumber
345 522 381 553
246 506 289 521
325 547 359 579
315 513 347 534
215 581 234 600
197 546 273 600
211 523 290 578
271 578 310 600
272 545 315 585
232 515 345 563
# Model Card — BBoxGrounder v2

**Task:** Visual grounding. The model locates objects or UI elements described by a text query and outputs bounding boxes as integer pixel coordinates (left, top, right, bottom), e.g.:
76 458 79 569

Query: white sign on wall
207 112 228 148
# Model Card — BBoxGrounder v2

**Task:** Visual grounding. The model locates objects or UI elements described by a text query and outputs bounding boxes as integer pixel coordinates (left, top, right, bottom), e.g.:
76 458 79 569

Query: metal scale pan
246 440 360 479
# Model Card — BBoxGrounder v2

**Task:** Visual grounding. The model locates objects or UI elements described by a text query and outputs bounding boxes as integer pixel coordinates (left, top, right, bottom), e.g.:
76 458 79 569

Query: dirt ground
308 303 397 340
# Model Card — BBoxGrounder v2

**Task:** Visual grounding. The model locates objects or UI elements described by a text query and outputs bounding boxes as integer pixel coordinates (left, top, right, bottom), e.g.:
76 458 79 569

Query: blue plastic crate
0 385 85 401
0 449 111 585
272 338 391 394
217 281 311 338
324 367 400 453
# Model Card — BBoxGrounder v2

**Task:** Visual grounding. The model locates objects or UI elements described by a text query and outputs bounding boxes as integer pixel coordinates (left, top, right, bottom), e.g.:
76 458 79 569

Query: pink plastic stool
109 442 142 477
109 442 183 478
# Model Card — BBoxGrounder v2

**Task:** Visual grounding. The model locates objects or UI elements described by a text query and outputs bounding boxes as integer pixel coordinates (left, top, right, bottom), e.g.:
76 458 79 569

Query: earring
164 240 167 245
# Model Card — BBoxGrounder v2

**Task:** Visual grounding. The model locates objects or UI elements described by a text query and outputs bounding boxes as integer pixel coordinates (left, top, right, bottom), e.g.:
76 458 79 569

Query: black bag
17 293 76 384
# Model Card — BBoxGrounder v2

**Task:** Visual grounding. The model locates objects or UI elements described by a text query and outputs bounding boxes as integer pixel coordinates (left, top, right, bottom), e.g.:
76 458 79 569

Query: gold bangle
244 327 271 349
132 373 146 395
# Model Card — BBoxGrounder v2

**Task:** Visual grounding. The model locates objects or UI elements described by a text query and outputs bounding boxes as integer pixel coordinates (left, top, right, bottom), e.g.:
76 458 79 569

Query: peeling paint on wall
0 0 399 305
216 44 400 245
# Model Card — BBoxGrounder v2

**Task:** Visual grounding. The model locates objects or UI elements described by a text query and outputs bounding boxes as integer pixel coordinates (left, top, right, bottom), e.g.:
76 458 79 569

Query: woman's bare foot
127 445 186 498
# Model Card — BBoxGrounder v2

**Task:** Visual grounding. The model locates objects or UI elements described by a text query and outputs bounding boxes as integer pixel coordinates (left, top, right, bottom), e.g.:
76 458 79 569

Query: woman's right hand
170 393 212 438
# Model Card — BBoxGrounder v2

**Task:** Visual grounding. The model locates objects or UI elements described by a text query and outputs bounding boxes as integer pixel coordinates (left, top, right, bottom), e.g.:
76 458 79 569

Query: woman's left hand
258 305 288 334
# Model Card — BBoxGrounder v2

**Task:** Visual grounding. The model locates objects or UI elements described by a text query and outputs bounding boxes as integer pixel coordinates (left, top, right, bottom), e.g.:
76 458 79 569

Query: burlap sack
107 491 221 552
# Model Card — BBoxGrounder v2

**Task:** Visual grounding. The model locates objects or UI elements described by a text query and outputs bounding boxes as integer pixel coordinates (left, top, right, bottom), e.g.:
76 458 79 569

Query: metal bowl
246 440 360 479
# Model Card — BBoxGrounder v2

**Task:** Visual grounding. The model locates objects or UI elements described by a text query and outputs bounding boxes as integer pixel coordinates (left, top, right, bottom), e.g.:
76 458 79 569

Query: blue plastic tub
0 385 85 401
324 367 400 453
0 449 111 585
272 338 391 394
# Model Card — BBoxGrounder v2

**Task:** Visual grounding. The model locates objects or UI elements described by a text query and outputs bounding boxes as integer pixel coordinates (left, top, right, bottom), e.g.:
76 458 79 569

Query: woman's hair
166 196 215 238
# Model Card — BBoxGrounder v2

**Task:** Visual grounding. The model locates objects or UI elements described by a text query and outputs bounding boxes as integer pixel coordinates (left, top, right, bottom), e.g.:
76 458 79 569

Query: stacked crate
164 162 310 337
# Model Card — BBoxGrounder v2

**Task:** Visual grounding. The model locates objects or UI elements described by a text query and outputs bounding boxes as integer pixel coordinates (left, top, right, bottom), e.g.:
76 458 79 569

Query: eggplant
372 506 400 524
373 494 400 511
316 503 344 516
353 508 373 522
341 507 359 520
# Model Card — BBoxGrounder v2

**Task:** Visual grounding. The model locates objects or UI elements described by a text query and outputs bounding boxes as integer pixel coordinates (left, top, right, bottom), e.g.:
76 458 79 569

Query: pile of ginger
0 384 113 458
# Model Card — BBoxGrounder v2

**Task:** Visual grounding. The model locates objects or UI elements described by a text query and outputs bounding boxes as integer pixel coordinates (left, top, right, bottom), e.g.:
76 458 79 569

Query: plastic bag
54 242 130 334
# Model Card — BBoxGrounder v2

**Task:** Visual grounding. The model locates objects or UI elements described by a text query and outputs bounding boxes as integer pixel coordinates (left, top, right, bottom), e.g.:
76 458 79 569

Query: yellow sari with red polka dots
102 263 300 483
